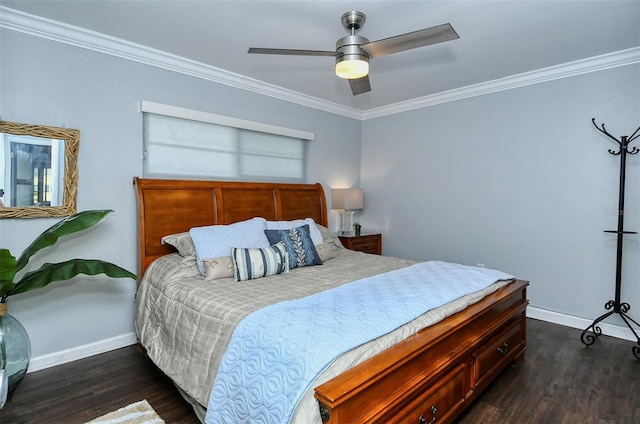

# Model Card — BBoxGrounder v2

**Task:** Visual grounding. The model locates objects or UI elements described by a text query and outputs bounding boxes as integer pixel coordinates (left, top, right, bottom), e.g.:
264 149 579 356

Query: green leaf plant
0 210 136 304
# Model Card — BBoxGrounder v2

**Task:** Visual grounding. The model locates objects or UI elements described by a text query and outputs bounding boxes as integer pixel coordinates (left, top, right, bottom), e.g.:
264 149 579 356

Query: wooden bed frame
134 177 528 424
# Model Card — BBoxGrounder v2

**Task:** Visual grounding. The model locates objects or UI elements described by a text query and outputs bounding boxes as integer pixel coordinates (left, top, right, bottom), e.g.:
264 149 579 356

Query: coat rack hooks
581 118 640 360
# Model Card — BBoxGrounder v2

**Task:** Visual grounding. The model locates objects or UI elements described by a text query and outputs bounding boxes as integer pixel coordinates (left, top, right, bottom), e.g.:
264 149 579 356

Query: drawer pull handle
418 405 438 424
497 342 509 355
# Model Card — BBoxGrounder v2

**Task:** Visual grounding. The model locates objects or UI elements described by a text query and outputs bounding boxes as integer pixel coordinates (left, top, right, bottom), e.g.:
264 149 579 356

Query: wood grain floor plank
0 318 637 423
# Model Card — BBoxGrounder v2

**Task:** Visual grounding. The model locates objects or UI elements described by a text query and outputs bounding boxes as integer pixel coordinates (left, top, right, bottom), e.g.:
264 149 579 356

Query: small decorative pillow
231 242 289 282
315 243 338 262
264 224 323 269
202 256 235 280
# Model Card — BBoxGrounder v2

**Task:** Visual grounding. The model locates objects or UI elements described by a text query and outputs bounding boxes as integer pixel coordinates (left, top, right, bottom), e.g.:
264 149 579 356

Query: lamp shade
332 188 364 210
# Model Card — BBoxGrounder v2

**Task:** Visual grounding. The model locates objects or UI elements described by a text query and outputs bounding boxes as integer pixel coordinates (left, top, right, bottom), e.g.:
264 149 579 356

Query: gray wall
0 29 362 366
2 25 638 369
361 64 640 330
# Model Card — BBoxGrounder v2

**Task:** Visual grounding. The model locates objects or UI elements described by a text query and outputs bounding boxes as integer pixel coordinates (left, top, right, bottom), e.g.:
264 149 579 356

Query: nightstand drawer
350 236 380 253
338 233 381 255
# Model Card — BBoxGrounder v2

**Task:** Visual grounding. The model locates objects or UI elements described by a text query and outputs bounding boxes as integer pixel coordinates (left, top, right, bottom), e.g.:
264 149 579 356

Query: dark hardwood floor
1 318 638 424
457 319 639 424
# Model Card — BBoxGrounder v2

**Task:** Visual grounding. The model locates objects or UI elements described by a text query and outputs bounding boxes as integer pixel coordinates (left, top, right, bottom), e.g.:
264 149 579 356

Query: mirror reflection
1 134 65 207
0 120 79 218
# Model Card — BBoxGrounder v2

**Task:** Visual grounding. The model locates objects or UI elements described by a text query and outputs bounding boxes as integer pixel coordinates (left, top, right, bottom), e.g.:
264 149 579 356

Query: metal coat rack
581 118 640 360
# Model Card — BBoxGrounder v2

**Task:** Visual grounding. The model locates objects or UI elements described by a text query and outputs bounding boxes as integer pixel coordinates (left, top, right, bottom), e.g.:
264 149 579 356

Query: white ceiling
2 0 639 112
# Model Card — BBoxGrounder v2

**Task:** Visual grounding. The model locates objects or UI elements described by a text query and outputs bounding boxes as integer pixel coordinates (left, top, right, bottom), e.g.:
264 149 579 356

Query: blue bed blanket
205 261 514 424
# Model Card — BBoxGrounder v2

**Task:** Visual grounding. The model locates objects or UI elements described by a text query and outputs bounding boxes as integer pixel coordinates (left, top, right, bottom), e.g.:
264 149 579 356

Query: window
141 101 314 182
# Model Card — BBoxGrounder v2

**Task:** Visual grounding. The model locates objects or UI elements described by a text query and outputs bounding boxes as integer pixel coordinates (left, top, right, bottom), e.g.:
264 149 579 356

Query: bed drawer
472 317 525 388
392 364 467 424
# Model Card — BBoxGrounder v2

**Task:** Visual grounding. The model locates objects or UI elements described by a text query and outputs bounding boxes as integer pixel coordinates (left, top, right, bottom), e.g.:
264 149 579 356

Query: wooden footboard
314 279 528 424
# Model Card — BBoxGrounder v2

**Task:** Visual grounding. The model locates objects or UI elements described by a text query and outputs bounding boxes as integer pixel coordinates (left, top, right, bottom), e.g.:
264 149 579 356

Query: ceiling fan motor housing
336 12 369 79
336 35 370 63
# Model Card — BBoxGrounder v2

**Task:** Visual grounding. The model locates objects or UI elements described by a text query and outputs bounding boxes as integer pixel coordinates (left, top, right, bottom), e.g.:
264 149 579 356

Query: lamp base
339 210 355 236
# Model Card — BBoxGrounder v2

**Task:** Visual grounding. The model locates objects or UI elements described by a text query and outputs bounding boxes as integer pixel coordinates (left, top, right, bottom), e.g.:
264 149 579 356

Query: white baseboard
25 308 638 373
527 306 639 342
27 332 137 373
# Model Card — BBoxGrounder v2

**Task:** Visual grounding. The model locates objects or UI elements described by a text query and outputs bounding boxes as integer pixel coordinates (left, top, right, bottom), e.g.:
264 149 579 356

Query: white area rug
86 399 164 424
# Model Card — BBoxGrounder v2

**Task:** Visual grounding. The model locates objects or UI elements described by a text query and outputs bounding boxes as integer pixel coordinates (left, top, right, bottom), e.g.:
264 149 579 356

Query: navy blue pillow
264 224 323 269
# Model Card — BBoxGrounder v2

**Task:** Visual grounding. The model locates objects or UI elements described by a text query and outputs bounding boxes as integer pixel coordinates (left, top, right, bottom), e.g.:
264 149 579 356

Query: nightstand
338 233 382 255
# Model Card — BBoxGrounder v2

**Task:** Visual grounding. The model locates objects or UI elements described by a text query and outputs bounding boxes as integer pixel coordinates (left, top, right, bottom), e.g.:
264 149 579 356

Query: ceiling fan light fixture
335 34 370 79
335 55 369 79
248 10 459 95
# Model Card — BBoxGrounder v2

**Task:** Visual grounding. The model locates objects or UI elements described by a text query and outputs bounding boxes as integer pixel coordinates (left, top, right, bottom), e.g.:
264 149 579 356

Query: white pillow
265 218 323 246
189 217 269 275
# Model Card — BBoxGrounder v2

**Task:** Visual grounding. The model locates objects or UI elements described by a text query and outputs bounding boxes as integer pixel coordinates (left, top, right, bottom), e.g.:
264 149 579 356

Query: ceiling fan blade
349 75 371 96
360 23 459 59
248 47 337 57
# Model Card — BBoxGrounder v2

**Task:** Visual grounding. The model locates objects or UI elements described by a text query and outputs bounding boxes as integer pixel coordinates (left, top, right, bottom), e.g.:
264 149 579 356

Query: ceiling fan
248 10 459 96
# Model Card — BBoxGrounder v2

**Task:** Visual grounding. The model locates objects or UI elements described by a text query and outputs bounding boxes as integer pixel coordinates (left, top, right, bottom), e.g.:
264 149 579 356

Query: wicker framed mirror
0 120 79 218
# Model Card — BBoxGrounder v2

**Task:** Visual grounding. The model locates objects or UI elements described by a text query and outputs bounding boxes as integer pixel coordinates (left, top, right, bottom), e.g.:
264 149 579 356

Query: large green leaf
10 259 136 296
15 210 113 273
0 249 17 298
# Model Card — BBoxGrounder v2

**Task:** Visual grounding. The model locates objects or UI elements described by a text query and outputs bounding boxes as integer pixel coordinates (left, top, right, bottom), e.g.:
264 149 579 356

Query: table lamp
331 188 364 235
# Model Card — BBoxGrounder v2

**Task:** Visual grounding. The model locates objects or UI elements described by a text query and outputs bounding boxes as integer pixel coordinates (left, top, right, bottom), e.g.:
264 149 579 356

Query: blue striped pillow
230 242 289 282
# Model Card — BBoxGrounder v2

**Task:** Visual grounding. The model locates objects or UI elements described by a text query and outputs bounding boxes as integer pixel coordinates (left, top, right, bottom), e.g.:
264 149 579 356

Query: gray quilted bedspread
135 242 510 423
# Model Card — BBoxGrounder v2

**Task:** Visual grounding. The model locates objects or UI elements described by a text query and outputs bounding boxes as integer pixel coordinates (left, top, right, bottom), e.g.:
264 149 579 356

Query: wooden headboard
133 177 328 277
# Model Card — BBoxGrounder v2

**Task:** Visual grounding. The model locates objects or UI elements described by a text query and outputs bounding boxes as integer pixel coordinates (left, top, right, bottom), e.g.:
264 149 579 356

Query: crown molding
0 6 362 120
362 47 640 120
2 6 638 122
